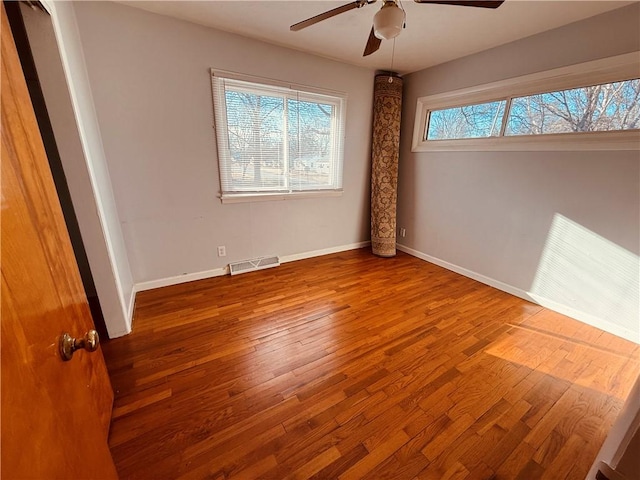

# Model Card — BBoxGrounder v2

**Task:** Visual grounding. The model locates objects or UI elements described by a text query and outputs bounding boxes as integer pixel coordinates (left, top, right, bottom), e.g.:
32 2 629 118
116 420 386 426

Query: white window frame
412 52 640 152
211 69 347 204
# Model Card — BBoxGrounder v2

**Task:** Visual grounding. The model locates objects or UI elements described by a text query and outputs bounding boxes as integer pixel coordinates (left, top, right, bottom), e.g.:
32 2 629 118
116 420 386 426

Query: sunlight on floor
485 321 639 399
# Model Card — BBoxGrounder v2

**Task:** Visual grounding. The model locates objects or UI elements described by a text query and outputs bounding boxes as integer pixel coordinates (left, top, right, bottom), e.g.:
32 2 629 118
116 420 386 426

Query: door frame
10 0 135 339
4 0 109 340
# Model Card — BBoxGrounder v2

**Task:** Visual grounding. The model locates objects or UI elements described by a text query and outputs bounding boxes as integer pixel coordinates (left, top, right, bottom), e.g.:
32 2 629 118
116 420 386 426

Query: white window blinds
211 71 347 199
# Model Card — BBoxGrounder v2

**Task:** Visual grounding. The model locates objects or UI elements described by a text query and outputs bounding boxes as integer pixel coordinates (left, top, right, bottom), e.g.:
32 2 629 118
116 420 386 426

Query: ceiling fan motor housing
290 0 505 57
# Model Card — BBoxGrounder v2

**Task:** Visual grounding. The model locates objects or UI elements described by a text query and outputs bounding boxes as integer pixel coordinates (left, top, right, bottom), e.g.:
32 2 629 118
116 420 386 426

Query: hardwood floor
103 249 639 479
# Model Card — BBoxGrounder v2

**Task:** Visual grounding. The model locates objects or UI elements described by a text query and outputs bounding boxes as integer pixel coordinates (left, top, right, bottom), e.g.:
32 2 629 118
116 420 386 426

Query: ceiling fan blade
413 0 504 8
291 1 367 32
363 26 382 56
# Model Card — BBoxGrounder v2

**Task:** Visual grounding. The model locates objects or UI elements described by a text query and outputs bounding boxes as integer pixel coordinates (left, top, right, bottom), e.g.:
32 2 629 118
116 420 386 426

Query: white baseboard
134 241 371 293
135 266 229 293
107 327 132 339
123 284 136 334
397 244 527 300
527 293 638 344
280 241 371 264
107 298 133 338
105 286 135 339
397 243 639 344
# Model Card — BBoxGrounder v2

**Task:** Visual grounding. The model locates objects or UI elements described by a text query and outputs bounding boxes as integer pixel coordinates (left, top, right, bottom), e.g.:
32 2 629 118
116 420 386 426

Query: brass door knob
59 330 100 361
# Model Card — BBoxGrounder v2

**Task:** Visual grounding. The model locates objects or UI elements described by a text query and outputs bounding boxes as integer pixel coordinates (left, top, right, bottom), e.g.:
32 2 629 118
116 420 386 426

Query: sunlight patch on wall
529 213 639 343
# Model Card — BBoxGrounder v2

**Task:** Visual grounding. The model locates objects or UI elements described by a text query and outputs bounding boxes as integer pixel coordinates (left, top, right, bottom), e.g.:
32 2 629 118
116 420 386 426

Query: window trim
412 52 640 152
211 69 347 202
219 190 343 204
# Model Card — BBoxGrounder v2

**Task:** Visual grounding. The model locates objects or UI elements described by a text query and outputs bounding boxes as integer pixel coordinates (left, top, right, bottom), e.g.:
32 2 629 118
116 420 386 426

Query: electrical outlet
217 246 226 257
400 228 406 238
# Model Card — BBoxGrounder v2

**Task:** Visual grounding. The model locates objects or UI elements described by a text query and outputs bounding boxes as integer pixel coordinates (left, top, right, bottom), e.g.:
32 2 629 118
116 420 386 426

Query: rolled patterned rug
371 73 403 258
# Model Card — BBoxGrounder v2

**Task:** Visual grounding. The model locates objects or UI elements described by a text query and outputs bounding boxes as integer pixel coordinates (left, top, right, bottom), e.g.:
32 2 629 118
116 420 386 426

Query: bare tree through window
217 79 343 194
507 79 640 135
225 90 284 188
427 100 506 140
424 79 640 141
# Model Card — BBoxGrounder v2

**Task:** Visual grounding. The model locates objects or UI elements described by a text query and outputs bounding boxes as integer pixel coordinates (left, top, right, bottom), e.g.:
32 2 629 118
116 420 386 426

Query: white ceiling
119 0 634 74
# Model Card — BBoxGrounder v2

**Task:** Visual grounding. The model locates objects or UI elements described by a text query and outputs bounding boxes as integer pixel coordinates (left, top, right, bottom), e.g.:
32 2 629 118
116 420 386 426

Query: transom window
425 79 639 141
505 80 639 136
211 71 346 202
412 53 640 152
427 100 507 140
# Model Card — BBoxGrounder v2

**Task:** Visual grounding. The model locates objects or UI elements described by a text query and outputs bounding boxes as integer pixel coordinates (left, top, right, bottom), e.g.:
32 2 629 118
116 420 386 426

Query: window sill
411 130 640 152
220 190 343 204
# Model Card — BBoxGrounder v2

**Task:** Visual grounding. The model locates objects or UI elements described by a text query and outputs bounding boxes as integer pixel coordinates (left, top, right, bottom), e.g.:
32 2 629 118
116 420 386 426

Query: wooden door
1 4 118 478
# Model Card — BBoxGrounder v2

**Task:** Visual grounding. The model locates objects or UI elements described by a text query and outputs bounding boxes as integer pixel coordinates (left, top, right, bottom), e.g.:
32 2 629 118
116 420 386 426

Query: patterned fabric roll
371 74 403 257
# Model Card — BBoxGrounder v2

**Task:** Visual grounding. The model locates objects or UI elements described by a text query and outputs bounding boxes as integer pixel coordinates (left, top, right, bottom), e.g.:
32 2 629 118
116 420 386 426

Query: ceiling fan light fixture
373 2 405 40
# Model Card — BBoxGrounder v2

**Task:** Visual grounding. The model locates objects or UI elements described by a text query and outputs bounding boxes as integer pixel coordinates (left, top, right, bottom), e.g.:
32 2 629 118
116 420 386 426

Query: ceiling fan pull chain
389 37 397 82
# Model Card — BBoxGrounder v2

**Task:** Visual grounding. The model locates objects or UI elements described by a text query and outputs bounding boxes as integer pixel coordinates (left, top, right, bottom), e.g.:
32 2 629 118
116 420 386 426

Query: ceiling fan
291 0 505 57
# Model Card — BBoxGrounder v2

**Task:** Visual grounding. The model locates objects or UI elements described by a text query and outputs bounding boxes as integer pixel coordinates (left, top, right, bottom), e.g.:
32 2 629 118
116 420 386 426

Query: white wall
587 375 640 478
397 4 640 343
71 1 374 288
34 1 135 338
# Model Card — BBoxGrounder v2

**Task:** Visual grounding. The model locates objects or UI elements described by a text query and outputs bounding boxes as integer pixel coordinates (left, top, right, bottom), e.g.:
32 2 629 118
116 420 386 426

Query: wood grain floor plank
363 451 430 479
102 249 638 479
307 443 368 480
338 429 410 480
286 446 342 480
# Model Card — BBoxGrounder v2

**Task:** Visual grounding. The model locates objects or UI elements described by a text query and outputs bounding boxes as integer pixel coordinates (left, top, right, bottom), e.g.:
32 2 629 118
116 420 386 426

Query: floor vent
229 255 280 276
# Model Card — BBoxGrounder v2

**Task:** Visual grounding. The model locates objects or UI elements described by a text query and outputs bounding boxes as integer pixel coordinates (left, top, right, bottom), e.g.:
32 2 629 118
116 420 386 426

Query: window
412 53 640 152
505 80 640 136
426 100 507 140
423 79 639 142
211 71 346 202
